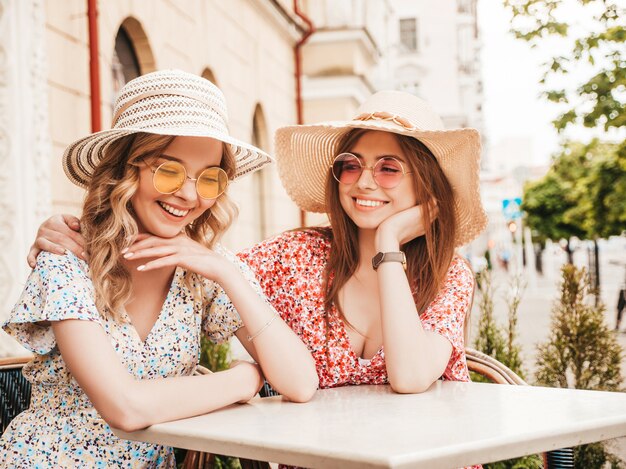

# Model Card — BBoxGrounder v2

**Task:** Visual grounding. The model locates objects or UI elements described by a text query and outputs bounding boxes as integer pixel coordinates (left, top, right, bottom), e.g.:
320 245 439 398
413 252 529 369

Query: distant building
386 0 484 134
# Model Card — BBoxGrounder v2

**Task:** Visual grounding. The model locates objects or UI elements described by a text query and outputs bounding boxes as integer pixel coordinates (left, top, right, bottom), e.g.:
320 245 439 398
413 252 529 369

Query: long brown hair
323 129 457 322
81 132 238 321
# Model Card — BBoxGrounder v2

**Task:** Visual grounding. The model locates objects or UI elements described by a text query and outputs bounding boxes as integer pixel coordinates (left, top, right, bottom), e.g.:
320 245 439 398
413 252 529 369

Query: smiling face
336 130 418 231
131 135 224 238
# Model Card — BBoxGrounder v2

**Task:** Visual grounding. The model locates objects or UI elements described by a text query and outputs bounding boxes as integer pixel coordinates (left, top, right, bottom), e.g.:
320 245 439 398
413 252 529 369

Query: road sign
502 197 522 220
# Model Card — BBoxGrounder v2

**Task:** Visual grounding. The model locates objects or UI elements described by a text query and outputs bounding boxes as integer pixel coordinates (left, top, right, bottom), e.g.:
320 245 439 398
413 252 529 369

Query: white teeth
355 198 385 207
158 201 189 217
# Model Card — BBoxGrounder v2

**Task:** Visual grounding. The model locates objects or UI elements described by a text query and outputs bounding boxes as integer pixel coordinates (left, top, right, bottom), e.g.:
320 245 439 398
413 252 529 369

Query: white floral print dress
0 246 257 468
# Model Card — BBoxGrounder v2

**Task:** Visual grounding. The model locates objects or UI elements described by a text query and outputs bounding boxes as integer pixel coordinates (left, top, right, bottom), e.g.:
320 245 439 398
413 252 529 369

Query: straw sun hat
63 69 272 188
275 90 488 247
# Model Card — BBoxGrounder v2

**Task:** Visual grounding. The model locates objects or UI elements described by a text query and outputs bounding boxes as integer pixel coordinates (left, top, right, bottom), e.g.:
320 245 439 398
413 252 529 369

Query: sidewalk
469 237 626 462
468 237 626 377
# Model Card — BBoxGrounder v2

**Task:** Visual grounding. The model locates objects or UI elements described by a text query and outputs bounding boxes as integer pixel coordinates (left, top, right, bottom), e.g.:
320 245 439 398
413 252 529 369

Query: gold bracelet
246 311 280 342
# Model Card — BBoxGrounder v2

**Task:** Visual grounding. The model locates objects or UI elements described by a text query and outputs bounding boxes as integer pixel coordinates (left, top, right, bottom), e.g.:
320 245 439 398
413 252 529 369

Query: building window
399 18 418 52
457 24 474 74
457 0 475 14
112 26 141 94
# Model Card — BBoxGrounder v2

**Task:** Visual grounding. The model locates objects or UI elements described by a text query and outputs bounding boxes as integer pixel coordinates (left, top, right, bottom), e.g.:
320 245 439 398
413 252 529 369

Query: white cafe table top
113 381 626 468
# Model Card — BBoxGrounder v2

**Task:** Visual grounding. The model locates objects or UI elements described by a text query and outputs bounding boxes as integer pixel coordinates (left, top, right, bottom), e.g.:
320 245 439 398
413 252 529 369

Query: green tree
522 143 589 263
581 142 626 238
522 140 626 286
473 271 506 366
502 274 526 376
523 173 580 262
504 0 625 140
506 0 626 287
536 265 623 390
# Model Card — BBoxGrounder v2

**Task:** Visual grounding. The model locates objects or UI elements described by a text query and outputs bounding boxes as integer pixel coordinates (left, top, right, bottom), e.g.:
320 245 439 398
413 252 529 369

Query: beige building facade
1 0 308 354
46 0 304 249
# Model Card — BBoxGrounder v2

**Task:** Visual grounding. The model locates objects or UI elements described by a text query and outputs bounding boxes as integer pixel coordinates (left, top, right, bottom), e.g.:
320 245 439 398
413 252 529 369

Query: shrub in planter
535 264 624 468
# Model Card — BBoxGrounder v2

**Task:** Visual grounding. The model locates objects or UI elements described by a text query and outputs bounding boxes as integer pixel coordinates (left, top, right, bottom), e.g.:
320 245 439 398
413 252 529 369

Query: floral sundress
0 246 260 468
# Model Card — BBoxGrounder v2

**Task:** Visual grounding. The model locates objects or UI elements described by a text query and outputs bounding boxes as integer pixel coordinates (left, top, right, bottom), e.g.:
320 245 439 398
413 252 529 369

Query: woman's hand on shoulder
27 214 85 268
375 201 437 250
124 233 235 281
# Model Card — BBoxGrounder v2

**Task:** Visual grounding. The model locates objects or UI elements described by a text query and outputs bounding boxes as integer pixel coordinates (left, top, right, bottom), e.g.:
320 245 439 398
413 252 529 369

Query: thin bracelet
246 311 280 342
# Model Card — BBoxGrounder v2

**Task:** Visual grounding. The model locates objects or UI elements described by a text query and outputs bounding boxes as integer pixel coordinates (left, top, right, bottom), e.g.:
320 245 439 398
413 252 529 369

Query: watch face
372 252 385 270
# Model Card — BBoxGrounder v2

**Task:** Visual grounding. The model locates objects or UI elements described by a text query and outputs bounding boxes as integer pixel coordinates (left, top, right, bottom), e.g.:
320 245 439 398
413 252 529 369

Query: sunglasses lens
153 161 185 194
374 157 404 188
332 153 362 185
197 167 228 199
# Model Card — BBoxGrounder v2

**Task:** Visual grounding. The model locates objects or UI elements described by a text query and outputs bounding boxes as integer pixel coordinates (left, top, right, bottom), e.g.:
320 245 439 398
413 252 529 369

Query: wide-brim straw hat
275 90 488 246
63 69 272 188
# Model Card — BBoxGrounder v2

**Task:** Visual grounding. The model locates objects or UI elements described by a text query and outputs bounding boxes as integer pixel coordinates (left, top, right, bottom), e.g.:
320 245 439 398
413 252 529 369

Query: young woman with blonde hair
1 70 317 468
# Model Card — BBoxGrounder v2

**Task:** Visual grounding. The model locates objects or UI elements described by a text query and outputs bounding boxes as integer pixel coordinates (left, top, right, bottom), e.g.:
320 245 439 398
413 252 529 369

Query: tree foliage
200 336 232 372
473 271 527 380
504 0 625 136
522 139 626 244
507 0 626 247
535 265 623 390
534 264 624 468
522 172 583 244
582 142 626 238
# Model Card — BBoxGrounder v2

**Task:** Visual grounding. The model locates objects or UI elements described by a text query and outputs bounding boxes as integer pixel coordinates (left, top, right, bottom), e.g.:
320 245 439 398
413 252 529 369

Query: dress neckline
122 266 183 344
330 303 383 364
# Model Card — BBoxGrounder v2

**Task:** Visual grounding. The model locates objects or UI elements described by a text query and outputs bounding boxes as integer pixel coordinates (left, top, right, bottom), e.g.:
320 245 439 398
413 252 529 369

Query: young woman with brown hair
238 92 486 393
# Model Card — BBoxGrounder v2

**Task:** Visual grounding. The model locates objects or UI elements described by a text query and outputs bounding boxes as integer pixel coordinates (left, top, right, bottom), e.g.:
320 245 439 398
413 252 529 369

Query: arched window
111 17 155 96
201 67 218 85
112 27 139 95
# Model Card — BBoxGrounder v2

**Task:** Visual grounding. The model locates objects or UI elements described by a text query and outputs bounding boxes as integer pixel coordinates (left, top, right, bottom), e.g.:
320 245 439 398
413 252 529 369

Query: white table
113 382 626 468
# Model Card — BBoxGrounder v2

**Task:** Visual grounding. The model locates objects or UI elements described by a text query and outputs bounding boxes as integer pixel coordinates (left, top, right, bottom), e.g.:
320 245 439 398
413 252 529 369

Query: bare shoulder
447 254 475 286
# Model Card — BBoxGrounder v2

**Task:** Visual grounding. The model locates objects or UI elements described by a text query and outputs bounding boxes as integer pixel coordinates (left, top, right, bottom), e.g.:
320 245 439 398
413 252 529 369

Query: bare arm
52 319 263 432
126 235 319 402
375 259 453 393
375 204 454 394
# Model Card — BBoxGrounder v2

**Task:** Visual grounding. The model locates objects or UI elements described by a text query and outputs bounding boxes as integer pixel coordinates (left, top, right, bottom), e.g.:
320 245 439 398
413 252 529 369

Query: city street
470 236 626 377
470 236 626 460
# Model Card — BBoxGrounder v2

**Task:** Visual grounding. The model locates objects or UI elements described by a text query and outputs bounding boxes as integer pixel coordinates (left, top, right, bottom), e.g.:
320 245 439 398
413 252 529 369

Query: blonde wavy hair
81 132 238 321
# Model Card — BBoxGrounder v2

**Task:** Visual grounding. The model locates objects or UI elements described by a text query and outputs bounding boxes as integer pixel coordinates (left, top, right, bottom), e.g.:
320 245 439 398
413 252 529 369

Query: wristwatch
372 251 407 271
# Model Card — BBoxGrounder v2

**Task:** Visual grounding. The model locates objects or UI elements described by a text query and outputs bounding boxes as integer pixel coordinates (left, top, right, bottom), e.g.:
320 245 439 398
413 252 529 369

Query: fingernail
123 252 133 258
81 252 86 258
137 265 145 271
121 247 128 254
